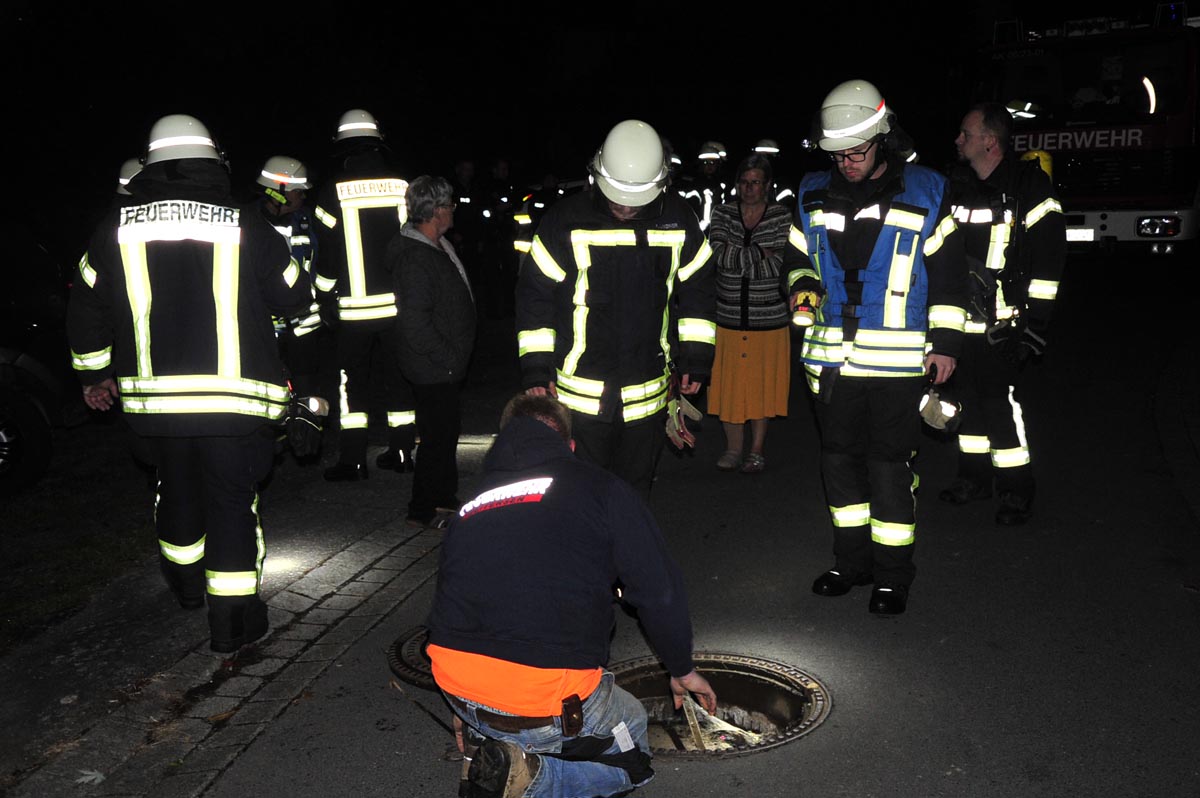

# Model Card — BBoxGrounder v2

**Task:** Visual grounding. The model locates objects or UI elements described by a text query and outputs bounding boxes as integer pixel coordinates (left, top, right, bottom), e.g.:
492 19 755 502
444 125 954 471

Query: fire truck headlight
1137 216 1182 238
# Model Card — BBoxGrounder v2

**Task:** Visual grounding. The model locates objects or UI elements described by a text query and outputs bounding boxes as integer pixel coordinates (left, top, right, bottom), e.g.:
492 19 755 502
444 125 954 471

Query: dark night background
2 1 1162 269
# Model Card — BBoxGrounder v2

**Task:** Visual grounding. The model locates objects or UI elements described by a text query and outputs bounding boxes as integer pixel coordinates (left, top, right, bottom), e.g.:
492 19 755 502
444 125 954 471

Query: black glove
317 295 340 330
988 318 1048 366
285 395 329 458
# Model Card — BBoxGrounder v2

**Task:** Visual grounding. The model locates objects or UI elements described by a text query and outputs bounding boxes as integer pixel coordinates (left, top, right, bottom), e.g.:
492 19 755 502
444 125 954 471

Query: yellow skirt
708 326 791 423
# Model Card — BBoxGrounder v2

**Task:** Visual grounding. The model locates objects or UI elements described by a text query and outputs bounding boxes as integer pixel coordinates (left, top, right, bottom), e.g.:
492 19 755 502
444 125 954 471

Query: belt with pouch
448 693 584 737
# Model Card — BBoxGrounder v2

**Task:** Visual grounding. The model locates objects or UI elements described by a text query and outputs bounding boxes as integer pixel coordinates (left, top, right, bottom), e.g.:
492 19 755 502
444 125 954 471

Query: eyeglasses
738 179 766 187
829 140 877 163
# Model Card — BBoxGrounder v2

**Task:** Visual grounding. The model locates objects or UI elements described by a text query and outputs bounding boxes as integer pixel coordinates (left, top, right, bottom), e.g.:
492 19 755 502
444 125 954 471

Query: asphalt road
3 252 1199 797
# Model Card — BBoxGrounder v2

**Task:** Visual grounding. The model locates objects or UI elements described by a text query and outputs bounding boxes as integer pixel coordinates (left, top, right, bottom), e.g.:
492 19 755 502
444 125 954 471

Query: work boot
812 569 873 597
323 462 368 481
868 584 909 615
375 449 415 473
995 491 1032 525
467 739 541 798
209 595 269 653
938 478 992 505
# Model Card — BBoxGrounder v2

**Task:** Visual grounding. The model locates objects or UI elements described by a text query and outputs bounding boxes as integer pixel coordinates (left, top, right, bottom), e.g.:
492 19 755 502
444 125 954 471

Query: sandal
740 453 766 474
716 450 741 471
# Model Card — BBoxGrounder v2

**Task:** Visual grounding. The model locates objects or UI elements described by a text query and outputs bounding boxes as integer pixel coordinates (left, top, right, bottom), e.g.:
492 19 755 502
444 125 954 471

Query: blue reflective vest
795 165 953 377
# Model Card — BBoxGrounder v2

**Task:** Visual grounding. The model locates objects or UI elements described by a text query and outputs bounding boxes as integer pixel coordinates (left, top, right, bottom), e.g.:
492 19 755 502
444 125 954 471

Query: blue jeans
446 671 653 798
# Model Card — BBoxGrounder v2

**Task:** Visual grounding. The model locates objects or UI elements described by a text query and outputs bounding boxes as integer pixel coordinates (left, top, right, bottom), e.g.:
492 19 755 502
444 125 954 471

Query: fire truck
975 4 1200 255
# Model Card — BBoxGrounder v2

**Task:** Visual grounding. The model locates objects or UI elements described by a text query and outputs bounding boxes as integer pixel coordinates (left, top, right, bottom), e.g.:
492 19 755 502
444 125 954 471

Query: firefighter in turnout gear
67 114 312 652
256 155 329 405
784 80 968 615
515 119 717 496
313 109 417 479
939 101 1065 525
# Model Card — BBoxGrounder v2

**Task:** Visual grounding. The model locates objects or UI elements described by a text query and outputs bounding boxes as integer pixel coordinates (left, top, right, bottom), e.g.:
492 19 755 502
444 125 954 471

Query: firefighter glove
989 318 1048 366
665 395 700 449
285 395 329 458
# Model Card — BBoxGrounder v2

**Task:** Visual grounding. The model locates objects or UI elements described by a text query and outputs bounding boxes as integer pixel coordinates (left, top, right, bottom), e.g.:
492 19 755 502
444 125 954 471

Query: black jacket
388 228 476 384
425 415 697 676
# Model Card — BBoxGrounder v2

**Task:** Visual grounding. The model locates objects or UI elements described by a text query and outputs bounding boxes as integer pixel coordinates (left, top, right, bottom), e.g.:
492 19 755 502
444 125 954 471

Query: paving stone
228 699 290 726
296 642 350 662
212 676 263 699
265 591 318 614
182 695 240 721
236 657 289 678
257 638 307 660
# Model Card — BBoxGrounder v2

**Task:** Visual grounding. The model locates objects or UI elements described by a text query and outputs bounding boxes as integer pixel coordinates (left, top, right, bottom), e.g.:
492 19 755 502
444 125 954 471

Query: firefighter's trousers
814 374 924 587
150 429 275 633
571 410 666 498
951 334 1034 499
333 319 415 465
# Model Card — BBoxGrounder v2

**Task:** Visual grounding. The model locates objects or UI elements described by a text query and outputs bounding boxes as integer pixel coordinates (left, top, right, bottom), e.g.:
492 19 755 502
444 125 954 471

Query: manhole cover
387 628 830 758
609 652 831 758
388 626 436 691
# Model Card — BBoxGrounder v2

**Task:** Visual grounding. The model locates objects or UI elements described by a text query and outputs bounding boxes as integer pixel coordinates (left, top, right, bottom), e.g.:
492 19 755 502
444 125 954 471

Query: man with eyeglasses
783 79 968 615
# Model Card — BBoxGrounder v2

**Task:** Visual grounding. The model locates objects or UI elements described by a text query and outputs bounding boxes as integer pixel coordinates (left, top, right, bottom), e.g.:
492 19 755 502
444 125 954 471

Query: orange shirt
428 644 603 717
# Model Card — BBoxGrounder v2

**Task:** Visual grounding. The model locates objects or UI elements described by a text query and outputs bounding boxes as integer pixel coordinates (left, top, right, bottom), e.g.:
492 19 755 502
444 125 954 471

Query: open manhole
388 627 830 758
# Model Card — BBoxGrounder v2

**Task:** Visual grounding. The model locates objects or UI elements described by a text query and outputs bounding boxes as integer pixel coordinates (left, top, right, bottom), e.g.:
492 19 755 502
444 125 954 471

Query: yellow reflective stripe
678 317 717 344
928 304 966 332
965 320 988 334
118 374 288 400
1028 279 1059 300
624 394 667 420
787 224 809 256
206 570 258 596
282 257 300 288
529 237 567 282
213 241 240 378
959 434 990 454
314 274 337 292
336 369 367 428
923 214 956 257
676 237 711 282
71 347 111 371
122 396 285 416
556 388 601 415
884 228 917 328
885 206 925 232
620 373 669 403
518 328 555 356
986 219 1011 273
871 519 915 546
1025 197 1062 229
314 205 338 228
992 446 1031 468
556 370 604 397
159 535 205 565
831 503 870 527
78 252 97 288
338 292 397 321
803 364 821 394
387 411 416 427
342 412 368 429
514 240 532 253
118 241 154 378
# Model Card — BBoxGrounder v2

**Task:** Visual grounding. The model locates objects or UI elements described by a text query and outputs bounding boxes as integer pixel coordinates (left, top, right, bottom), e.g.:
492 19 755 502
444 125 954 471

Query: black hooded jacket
426 415 697 677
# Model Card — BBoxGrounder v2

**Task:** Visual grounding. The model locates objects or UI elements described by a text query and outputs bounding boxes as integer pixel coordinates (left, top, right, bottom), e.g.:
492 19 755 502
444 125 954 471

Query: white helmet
143 114 222 165
257 155 312 191
818 79 892 152
335 108 382 141
754 138 780 155
116 158 142 195
698 140 727 161
590 119 669 207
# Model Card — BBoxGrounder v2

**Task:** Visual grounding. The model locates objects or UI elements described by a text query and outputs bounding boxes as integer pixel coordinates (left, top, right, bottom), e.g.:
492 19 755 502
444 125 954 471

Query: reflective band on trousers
160 536 206 565
830 503 870 527
871 518 915 547
206 570 259 596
